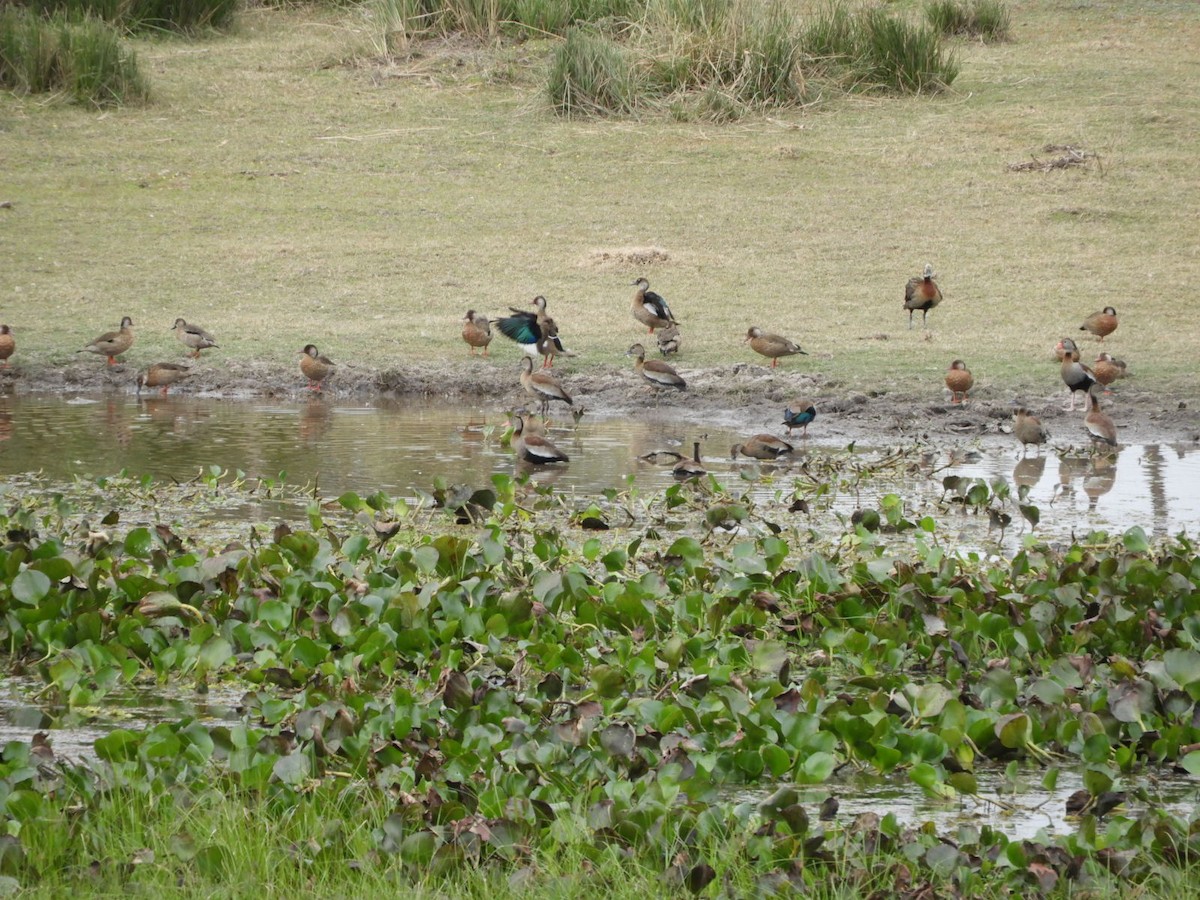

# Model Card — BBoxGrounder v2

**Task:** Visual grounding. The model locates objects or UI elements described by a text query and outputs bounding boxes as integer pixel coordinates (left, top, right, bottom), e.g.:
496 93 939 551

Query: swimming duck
672 441 706 479
1012 407 1048 456
627 342 686 390
495 296 571 368
1057 338 1095 411
461 310 493 357
0 325 13 366
630 278 677 334
731 434 794 460
944 359 973 404
1092 352 1126 392
656 322 681 357
136 362 194 396
513 412 569 465
172 318 219 358
782 399 816 438
299 344 336 391
1084 391 1117 448
80 316 134 365
1080 307 1118 342
745 327 806 368
904 264 943 329
520 356 573 417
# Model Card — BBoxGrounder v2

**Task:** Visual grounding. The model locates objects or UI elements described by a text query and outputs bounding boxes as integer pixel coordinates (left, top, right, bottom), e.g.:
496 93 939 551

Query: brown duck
731 434 794 460
745 327 806 368
1057 338 1096 410
520 356 573 417
299 344 336 391
782 399 817 438
1080 307 1118 341
0 325 13 367
627 343 686 390
630 278 677 334
673 441 706 479
904 264 942 329
80 316 135 365
461 310 493 357
513 412 569 465
1092 352 1126 391
1084 391 1118 448
656 322 681 357
1012 408 1048 456
944 359 973 404
172 318 219 359
137 362 194 396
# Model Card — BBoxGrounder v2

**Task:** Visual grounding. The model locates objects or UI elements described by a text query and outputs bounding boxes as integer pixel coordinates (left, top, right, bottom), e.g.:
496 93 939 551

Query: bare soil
3 356 1197 450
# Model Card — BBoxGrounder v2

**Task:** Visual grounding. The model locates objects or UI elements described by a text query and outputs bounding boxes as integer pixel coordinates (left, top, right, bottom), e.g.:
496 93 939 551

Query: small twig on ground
1008 145 1097 173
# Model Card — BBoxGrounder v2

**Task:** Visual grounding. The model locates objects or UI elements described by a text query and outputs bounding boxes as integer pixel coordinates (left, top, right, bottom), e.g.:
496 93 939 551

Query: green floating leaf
11 570 50 605
272 751 311 785
1179 751 1200 776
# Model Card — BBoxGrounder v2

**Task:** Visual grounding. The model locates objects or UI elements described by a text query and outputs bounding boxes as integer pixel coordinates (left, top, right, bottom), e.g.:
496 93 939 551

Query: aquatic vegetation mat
2 471 1200 894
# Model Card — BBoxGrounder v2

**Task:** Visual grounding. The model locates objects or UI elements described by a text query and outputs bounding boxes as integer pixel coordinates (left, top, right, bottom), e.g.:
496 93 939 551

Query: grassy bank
0 1 1197 401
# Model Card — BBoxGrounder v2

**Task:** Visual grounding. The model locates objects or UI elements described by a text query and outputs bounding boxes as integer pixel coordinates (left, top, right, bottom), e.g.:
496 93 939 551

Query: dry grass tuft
1008 144 1098 173
582 247 672 270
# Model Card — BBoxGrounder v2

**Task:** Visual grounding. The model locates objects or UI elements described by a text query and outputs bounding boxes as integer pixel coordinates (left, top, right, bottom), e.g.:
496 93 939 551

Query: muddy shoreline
2 358 1197 449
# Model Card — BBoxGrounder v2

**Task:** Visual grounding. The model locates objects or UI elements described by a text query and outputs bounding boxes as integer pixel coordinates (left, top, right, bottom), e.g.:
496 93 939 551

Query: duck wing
495 312 541 344
643 290 676 323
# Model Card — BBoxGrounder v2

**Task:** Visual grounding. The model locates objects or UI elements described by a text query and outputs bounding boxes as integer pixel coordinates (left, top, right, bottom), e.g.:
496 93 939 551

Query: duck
461 310 493 357
745 326 806 368
136 362 194 397
1056 338 1095 411
519 356 573 417
79 316 135 365
1092 352 1127 392
1080 306 1118 342
903 264 943 329
172 318 219 358
656 322 681 357
1084 391 1117 448
782 399 817 438
731 434 794 460
672 441 706 479
627 343 686 390
513 412 569 465
495 296 572 368
1012 407 1048 456
944 359 973 404
299 344 336 391
0 325 13 367
630 278 677 334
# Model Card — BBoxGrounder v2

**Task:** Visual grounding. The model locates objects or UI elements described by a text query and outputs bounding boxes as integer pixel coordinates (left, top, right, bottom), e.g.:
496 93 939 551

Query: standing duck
1092 352 1127 392
1012 408 1048 456
172 318 219 359
80 316 135 365
519 356 573 417
904 264 942 329
731 434 794 460
745 327 806 368
782 399 817 438
944 359 973 404
630 278 677 334
1080 307 1118 342
299 344 336 392
656 322 681 357
495 296 571 368
0 325 13 367
461 310 493 357
1084 391 1118 448
627 343 686 390
137 362 194 397
1057 338 1095 411
513 412 569 465
673 441 706 479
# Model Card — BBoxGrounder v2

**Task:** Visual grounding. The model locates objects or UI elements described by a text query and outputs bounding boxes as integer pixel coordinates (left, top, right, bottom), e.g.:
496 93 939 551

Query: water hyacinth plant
2 471 1200 893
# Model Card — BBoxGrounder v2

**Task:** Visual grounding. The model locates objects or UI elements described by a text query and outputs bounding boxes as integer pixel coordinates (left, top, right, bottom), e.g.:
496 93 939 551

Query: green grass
925 0 1011 43
15 0 239 33
0 1 1197 402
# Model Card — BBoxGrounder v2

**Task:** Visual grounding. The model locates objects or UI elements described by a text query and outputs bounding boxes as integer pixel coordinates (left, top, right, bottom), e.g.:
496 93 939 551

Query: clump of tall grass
15 0 238 34
545 25 637 117
0 6 149 105
925 0 1011 43
801 3 958 94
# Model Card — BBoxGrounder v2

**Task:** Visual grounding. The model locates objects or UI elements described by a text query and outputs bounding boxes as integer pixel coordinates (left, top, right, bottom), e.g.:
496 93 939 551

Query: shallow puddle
1 393 1198 546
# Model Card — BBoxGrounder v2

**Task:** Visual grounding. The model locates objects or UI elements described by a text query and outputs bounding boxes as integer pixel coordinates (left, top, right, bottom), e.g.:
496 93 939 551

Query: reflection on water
0 394 1197 542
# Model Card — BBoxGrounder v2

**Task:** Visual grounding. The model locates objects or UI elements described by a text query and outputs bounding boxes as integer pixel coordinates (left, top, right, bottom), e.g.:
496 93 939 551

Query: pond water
1 393 1198 544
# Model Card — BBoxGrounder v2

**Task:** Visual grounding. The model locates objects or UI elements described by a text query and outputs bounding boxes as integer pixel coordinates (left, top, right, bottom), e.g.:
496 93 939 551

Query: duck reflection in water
1083 451 1119 511
1012 455 1047 492
1052 451 1092 504
299 397 332 445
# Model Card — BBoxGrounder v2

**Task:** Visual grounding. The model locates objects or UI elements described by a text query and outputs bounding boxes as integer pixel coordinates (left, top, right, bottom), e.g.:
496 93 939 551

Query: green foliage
546 25 637 117
15 0 238 33
925 0 1011 43
0 6 148 105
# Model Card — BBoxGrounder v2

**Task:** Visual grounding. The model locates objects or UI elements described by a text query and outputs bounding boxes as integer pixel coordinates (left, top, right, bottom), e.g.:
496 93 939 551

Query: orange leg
160 386 170 396
107 356 117 365
771 358 778 369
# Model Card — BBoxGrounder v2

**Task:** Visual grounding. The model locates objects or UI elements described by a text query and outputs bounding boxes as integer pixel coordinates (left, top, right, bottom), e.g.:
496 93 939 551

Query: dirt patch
581 247 672 271
3 358 1197 451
